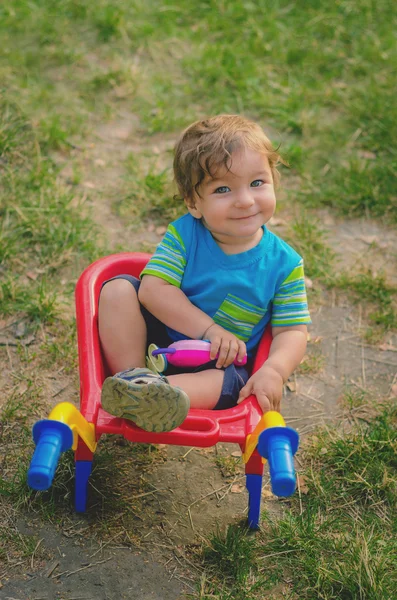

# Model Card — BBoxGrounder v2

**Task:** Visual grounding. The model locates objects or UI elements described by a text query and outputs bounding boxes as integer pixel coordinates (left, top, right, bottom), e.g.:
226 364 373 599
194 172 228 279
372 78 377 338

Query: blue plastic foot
75 461 92 512
28 420 73 491
246 474 262 529
257 427 299 497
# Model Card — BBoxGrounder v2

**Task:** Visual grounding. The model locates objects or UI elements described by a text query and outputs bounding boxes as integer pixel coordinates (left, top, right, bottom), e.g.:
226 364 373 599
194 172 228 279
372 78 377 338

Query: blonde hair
173 114 285 203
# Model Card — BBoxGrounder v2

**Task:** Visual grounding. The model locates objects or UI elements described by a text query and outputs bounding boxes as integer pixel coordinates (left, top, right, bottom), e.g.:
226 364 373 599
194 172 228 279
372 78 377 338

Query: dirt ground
1 113 396 599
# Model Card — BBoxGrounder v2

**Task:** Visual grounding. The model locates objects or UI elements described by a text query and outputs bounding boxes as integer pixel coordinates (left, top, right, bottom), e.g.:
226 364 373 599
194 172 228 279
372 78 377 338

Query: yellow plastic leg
48 402 97 452
243 411 286 464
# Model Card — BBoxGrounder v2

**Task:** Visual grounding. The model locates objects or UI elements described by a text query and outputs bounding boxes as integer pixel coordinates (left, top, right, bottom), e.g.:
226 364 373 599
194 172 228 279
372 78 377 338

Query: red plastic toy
27 253 299 528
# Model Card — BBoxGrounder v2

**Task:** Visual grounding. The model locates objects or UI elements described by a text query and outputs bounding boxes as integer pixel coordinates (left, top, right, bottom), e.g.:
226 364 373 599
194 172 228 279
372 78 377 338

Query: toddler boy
99 115 310 432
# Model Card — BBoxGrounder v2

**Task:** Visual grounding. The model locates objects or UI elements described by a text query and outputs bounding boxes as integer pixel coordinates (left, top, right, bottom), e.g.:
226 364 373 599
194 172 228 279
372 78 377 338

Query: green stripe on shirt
140 224 187 287
271 260 311 327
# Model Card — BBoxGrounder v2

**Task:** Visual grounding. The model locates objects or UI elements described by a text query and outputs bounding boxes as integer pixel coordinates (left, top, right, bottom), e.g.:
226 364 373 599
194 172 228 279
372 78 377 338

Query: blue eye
214 186 231 194
251 179 264 188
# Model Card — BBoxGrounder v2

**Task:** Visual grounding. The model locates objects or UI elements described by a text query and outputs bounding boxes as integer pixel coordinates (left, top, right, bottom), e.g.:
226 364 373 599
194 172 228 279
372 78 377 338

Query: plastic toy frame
74 253 274 528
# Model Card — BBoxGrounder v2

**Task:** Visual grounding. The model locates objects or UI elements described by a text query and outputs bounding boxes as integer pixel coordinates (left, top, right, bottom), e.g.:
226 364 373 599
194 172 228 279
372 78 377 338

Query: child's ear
184 197 202 219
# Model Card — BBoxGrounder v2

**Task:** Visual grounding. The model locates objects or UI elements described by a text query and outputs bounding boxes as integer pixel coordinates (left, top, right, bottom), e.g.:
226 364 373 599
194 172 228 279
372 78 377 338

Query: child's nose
235 189 255 207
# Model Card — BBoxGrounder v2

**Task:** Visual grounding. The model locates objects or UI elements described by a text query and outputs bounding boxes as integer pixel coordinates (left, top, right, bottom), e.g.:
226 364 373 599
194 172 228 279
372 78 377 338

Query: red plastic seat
74 253 272 526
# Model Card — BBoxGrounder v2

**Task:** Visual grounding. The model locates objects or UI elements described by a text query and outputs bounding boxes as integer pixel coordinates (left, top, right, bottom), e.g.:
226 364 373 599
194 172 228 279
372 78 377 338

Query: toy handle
152 347 176 356
258 427 299 497
28 420 73 491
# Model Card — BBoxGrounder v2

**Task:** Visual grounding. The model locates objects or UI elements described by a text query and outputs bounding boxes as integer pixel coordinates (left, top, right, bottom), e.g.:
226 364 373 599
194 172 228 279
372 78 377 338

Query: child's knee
99 278 139 309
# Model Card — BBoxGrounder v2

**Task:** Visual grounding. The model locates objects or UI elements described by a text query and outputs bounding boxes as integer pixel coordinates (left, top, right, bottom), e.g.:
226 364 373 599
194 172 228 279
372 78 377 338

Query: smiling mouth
232 214 258 220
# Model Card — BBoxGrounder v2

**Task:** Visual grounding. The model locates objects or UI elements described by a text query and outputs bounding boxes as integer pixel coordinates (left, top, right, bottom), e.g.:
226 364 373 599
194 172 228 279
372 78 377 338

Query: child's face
187 147 276 248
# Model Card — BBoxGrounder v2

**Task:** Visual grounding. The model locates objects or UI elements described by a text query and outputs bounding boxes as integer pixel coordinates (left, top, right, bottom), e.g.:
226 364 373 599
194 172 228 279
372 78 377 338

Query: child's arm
237 325 307 412
139 275 246 367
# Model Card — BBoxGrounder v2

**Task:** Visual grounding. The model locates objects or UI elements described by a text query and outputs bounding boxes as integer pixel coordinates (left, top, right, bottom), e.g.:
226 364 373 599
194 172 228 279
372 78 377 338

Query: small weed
84 65 139 105
94 5 125 42
89 69 126 92
38 114 71 151
214 455 242 479
24 280 58 324
16 342 38 366
70 164 82 185
298 348 325 375
363 326 388 345
0 277 62 328
340 388 368 410
39 323 78 373
202 525 256 584
0 99 35 160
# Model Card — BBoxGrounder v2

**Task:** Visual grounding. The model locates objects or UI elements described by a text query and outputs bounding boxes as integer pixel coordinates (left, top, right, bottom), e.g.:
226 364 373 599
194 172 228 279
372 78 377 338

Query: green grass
0 98 98 333
1 0 396 221
115 152 182 224
0 388 48 520
202 525 256 588
1 103 97 272
195 403 397 599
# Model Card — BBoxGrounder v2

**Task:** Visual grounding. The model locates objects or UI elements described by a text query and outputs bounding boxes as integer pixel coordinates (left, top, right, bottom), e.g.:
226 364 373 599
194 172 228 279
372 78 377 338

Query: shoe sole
101 377 190 432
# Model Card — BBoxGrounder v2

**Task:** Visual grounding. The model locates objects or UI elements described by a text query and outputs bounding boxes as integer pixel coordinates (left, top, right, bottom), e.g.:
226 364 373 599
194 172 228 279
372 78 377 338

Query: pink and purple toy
151 339 247 368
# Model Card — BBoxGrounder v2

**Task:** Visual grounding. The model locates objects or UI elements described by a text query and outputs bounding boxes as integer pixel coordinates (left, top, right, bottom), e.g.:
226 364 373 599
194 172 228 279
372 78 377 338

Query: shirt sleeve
140 223 187 287
271 259 311 327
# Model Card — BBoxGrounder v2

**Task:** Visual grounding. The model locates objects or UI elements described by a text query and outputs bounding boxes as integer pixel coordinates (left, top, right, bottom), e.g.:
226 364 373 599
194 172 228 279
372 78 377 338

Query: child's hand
237 364 283 412
204 324 247 368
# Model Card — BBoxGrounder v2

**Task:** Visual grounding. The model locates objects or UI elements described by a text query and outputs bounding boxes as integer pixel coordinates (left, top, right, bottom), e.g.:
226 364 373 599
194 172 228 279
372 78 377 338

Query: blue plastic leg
75 460 92 513
246 474 263 529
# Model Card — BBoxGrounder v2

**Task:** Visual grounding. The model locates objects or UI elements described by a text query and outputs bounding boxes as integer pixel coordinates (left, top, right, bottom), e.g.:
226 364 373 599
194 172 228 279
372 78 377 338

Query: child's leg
167 370 223 410
99 277 190 432
98 278 147 373
168 362 249 410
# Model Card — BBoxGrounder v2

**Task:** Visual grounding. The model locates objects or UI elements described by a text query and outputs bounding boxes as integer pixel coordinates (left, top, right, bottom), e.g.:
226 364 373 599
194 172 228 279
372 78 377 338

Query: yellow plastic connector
243 411 286 464
48 402 97 452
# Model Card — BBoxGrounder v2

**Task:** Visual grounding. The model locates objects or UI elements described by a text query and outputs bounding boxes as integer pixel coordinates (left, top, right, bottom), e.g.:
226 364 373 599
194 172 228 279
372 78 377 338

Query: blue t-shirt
141 214 310 355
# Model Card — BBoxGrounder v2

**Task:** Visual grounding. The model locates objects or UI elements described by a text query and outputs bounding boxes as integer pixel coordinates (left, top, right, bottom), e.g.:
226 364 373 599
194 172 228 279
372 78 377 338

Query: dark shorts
101 275 250 410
